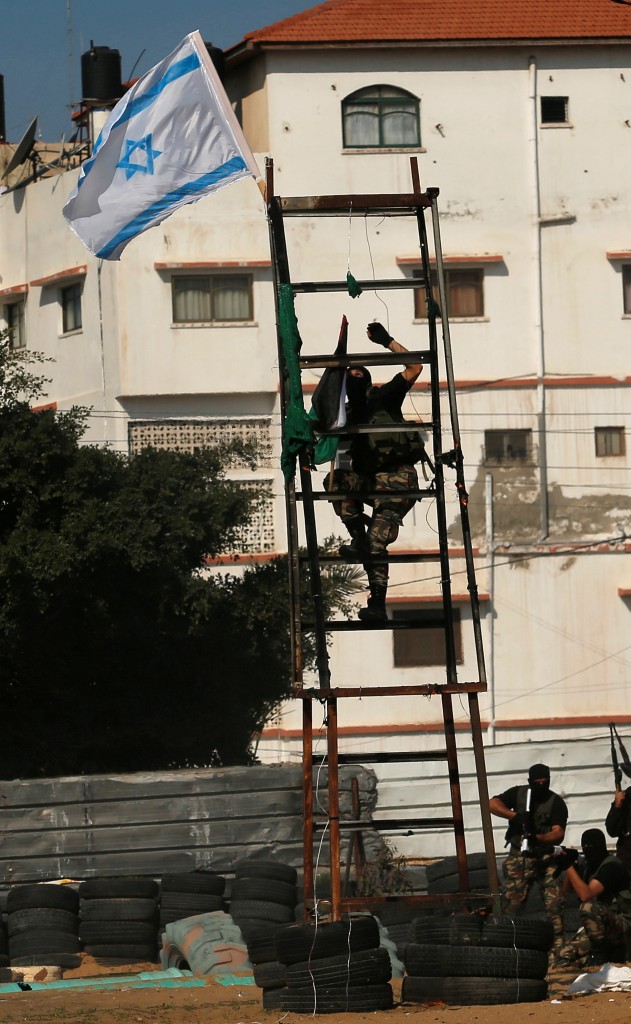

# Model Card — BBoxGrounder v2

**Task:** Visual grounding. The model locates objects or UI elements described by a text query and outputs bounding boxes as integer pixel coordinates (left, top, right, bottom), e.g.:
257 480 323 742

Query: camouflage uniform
556 899 630 967
501 852 565 951
327 465 418 589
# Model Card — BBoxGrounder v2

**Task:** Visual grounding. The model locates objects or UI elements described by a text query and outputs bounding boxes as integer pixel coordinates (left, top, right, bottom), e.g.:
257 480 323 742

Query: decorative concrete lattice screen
128 418 273 468
128 419 275 553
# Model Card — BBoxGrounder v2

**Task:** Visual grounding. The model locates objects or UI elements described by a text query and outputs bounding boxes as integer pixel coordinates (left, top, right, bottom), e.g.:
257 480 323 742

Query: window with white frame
4 300 25 349
392 605 463 668
484 429 534 465
342 85 420 149
414 267 484 319
172 274 253 323
595 427 625 457
540 96 569 124
61 282 82 333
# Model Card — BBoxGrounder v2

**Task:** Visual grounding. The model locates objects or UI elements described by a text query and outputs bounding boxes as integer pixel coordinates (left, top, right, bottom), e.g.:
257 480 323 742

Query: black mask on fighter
345 366 372 408
581 828 608 872
528 763 551 803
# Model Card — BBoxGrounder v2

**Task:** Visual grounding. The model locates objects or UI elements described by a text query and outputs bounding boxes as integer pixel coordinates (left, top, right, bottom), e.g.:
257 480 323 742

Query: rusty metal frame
267 155 499 922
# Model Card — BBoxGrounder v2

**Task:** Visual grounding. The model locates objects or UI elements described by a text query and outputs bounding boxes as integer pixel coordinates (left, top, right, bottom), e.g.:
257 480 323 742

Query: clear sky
0 0 315 144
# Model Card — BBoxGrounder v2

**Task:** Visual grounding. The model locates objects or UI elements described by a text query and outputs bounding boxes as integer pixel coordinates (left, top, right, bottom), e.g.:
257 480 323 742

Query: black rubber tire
7 885 79 914
245 922 294 964
261 986 287 1009
159 893 224 924
79 921 157 945
286 946 392 988
229 899 294 924
410 914 483 946
234 860 298 886
273 983 393 1012
253 960 287 989
425 854 490 883
79 878 159 900
482 915 554 952
80 898 158 923
10 953 81 969
404 943 548 980
0 931 7 956
160 872 225 897
231 877 297 907
402 974 548 1005
84 944 158 960
9 931 81 955
0 954 8 967
8 909 78 937
276 915 380 965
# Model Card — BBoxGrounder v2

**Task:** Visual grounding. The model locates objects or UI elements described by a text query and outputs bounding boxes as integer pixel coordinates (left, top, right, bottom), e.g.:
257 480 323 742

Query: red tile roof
233 0 631 47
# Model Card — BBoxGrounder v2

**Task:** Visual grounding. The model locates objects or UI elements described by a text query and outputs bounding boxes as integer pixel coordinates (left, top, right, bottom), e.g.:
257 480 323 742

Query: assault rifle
520 787 534 854
610 722 631 792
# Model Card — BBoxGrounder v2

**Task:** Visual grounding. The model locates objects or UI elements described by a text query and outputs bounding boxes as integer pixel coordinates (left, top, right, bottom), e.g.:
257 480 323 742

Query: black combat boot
358 583 388 622
339 516 370 562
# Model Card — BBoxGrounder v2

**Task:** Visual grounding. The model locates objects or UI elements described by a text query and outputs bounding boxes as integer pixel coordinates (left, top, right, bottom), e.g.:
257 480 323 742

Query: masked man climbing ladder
327 322 424 623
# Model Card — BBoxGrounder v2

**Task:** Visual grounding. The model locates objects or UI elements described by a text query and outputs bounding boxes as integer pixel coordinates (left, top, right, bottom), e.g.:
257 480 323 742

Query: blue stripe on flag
95 156 248 259
91 53 201 159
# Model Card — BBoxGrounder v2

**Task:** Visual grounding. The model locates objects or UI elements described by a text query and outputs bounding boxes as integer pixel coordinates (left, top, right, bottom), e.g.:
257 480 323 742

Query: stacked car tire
159 871 225 932
402 913 551 1006
79 877 160 964
7 884 81 969
228 860 297 945
259 914 393 1013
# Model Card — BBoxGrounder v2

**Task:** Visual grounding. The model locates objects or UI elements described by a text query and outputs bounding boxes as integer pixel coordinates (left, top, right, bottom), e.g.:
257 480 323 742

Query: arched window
342 85 420 149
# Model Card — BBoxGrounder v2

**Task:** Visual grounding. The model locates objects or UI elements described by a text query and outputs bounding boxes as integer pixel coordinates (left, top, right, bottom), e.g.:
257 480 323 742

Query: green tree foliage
0 340 358 778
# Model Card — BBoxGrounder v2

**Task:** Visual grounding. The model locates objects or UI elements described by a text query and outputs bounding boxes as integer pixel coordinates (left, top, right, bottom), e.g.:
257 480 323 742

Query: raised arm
366 322 423 385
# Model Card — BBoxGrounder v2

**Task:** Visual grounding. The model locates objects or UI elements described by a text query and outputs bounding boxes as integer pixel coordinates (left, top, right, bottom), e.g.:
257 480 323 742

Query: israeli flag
63 31 262 261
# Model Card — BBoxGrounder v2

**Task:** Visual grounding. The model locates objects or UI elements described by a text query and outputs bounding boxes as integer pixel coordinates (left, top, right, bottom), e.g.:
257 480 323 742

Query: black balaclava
345 366 372 410
528 763 551 803
581 828 608 872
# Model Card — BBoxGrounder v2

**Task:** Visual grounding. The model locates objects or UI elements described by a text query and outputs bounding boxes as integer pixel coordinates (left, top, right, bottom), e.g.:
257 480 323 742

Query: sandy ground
0 963 629 1024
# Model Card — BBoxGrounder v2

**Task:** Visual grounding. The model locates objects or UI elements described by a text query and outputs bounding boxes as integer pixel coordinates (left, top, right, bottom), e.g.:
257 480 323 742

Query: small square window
485 429 533 465
622 266 631 315
595 427 625 457
392 606 463 668
414 268 484 319
5 300 25 349
61 282 82 333
172 275 253 323
541 96 568 124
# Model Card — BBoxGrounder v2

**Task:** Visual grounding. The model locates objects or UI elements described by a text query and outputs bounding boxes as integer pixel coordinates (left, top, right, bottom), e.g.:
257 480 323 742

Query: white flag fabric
63 30 261 261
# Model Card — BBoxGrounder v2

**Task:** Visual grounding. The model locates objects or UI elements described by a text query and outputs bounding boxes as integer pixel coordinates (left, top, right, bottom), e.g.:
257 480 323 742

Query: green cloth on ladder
278 283 315 481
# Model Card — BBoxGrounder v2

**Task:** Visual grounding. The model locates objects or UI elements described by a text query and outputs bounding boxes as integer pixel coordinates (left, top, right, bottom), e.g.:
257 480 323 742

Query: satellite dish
2 116 38 179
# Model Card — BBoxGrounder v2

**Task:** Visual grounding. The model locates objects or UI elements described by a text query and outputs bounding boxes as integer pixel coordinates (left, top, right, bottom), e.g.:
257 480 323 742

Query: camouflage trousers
327 465 418 588
556 900 630 967
501 852 565 950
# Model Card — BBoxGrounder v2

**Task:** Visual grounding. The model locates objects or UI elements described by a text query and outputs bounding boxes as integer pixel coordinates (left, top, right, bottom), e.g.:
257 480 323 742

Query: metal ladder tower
266 157 499 919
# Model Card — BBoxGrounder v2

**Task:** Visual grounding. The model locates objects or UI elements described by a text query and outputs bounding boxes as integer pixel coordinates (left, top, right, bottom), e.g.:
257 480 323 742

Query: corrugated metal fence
0 764 377 884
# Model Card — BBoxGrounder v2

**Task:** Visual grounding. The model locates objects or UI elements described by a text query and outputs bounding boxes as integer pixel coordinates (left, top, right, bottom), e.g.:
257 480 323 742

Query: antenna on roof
127 48 146 82
2 116 38 180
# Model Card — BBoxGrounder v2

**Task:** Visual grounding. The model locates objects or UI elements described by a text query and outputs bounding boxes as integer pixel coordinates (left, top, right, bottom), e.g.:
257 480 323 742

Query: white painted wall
0 33 629 764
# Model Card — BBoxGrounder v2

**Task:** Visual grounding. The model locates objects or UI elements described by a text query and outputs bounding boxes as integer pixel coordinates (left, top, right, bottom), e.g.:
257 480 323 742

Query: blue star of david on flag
118 134 162 180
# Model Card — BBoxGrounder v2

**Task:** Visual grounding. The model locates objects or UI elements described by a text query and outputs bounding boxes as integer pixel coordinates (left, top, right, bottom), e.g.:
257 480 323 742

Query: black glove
367 322 393 348
554 847 579 870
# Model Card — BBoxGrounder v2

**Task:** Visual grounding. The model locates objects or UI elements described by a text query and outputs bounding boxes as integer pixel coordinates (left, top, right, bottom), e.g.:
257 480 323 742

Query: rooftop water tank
81 43 122 103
